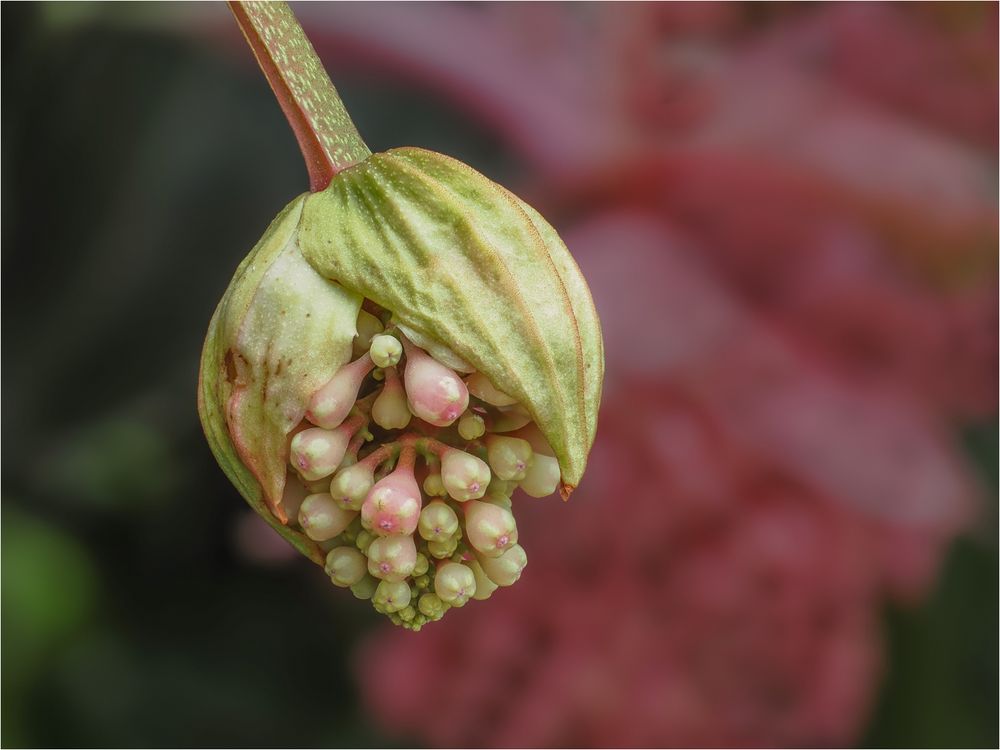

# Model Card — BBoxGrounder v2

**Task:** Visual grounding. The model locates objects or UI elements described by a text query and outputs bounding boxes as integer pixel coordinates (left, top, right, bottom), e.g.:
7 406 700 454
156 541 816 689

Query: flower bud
427 536 459 560
371 367 411 430
306 354 374 429
298 493 357 541
466 371 518 407
457 411 486 440
463 500 518 557
354 309 384 354
329 462 375 511
289 425 353 482
477 543 527 587
412 553 430 577
468 559 499 601
401 339 468 426
434 562 476 607
350 574 379 600
417 500 459 543
361 450 421 536
373 579 411 613
366 534 417 582
440 449 491 501
325 546 367 587
519 453 561 497
422 471 446 498
417 592 446 619
369 334 402 368
486 435 533 481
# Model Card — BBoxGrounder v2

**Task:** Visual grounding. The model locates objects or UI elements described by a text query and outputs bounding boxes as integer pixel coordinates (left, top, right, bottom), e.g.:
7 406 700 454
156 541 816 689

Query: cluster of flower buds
279 312 562 628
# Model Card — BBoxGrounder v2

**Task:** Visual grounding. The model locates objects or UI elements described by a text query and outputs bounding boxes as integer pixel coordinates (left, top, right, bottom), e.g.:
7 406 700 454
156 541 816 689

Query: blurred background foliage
2 2 996 747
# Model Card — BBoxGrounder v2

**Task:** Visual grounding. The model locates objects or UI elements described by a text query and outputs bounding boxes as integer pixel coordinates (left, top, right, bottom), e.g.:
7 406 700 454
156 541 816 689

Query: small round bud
306 355 374 429
486 435 533 481
369 334 402 368
371 368 411 430
350 574 379 600
434 562 476 607
298 494 357 541
441 449 491 501
373 579 411 613
329 462 375 511
361 463 422 537
478 543 527 586
520 453 561 497
466 371 518 406
427 536 459 559
290 427 352 482
418 500 459 542
355 530 375 552
463 500 518 557
457 411 486 440
402 342 469 426
413 553 430 577
468 559 499 601
325 546 367 587
414 574 431 590
354 309 384 353
366 534 417 582
418 592 446 618
423 472 446 497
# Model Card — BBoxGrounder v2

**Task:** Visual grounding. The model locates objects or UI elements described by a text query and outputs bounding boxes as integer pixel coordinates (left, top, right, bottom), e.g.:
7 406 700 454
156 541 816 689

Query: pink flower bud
477 543 527 586
325 546 367 587
417 500 459 542
289 425 353 481
441 449 491 501
371 367 411 430
434 562 476 607
297 493 357 541
373 579 411 613
486 435 533 481
402 340 468 426
466 371 517 406
463 500 518 557
519 453 561 498
366 534 417 582
329 462 375 511
361 450 422 537
306 353 374 429
468 559 499 601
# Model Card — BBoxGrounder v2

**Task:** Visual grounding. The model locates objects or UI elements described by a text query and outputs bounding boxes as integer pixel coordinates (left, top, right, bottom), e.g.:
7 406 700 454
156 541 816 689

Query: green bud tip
457 411 486 441
366 534 417 582
325 546 367 587
418 500 460 543
369 334 403 368
434 562 477 607
486 435 534 481
373 579 411 613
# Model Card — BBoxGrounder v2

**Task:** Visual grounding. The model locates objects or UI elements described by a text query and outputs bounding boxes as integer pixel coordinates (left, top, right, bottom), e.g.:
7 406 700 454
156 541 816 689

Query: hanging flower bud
298 493 357 541
369 334 402 369
434 562 476 607
371 367 411 430
468 559 499 601
198 7 603 628
463 500 518 557
366 535 417 582
325 546 367 587
440 448 491 501
476 544 527 587
418 500 459 543
485 435 533 481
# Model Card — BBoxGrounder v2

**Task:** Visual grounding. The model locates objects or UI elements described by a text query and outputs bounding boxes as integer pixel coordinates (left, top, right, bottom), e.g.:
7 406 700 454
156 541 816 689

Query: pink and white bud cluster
280 311 553 628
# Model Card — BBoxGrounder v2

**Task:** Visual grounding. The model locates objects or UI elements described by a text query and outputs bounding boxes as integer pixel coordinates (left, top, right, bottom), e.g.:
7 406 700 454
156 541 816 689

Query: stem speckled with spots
228 1 371 190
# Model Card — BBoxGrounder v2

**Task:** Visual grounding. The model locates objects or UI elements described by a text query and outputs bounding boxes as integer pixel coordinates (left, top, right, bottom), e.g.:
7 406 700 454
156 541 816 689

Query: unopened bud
329 462 375 511
306 354 374 429
412 553 430 577
486 435 533 481
468 559 499 601
519 453 561 497
418 500 459 542
418 592 446 619
441 449 491 501
434 562 476 607
466 371 517 406
290 426 353 481
361 453 421 537
355 529 375 552
325 546 367 587
427 536 459 559
463 500 518 557
477 543 527 586
366 534 417 582
373 579 411 613
402 340 469 426
355 309 384 354
371 367 411 430
369 334 402 368
298 493 357 541
457 411 486 440
350 574 379 600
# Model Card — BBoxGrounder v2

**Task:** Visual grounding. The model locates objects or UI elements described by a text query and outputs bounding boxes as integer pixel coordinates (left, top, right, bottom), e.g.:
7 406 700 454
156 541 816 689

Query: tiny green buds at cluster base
197 17 603 629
